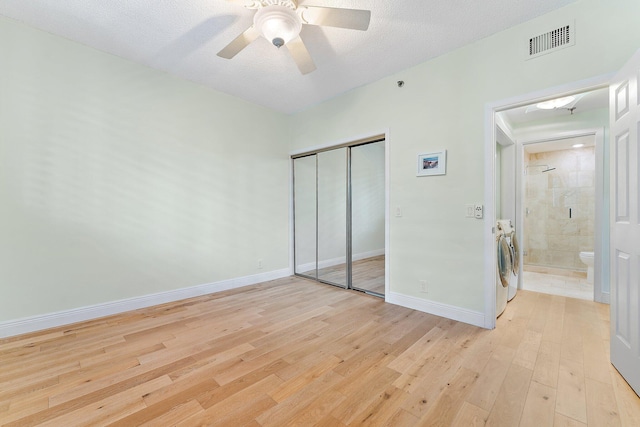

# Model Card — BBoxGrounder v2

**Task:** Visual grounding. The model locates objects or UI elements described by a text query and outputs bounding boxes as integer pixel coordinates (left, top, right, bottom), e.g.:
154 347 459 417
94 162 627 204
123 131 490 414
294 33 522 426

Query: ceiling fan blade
217 26 260 59
299 6 371 31
286 36 316 75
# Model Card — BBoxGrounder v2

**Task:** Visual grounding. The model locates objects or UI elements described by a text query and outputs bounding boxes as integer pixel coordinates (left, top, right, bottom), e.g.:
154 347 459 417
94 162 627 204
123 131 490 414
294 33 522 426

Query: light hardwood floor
1 277 639 426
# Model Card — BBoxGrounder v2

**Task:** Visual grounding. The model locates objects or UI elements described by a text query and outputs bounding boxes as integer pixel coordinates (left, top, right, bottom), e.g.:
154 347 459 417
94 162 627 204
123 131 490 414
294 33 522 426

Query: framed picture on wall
417 150 446 176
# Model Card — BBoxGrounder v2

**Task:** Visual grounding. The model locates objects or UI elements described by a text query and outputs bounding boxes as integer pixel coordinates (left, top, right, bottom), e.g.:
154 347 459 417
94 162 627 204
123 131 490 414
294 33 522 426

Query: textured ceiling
0 0 578 114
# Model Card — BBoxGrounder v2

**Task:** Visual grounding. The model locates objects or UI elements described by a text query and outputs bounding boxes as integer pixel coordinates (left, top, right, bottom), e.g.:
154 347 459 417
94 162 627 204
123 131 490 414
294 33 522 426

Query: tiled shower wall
523 147 595 271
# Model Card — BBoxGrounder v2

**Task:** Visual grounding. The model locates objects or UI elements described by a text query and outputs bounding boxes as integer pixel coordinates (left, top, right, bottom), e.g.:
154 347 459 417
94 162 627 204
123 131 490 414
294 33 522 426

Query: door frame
289 128 390 297
484 75 613 328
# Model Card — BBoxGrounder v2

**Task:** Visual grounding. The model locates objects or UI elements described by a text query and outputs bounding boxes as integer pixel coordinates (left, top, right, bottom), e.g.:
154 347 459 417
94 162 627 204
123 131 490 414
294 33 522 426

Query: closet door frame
292 134 387 295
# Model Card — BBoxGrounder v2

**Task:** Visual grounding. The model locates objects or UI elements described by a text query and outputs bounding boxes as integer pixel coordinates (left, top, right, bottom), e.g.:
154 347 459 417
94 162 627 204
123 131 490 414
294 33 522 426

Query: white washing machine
496 224 511 317
497 219 519 301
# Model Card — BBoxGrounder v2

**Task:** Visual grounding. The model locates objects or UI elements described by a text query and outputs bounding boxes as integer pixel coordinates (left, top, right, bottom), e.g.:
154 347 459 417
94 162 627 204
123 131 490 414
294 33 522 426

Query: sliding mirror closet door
317 148 348 287
351 141 386 295
293 155 317 278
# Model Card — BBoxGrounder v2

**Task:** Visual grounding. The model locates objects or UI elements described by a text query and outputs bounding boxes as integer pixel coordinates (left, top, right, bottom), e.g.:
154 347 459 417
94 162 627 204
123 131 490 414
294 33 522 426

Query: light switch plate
466 205 475 218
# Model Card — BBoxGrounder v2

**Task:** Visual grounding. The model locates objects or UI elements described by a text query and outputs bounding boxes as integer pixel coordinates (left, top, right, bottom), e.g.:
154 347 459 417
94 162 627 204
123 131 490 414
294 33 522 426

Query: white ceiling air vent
526 22 575 60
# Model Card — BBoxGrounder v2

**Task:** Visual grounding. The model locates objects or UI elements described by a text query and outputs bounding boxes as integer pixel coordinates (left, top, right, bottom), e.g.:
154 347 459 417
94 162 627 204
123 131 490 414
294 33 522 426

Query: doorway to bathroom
520 135 599 301
495 86 610 304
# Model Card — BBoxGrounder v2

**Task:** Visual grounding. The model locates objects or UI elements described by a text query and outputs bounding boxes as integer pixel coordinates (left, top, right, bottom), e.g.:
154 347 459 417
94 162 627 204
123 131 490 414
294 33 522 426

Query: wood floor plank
270 354 343 402
183 374 282 427
582 327 611 385
330 366 399 424
465 344 516 411
398 341 467 419
0 396 49 426
348 384 409 426
461 328 500 374
39 375 172 427
451 401 489 427
556 357 588 423
0 281 637 426
418 366 479 426
381 408 420 426
138 400 203 427
519 380 556 427
284 390 346 427
255 371 344 427
610 368 640 427
531 339 561 388
197 358 288 410
485 363 532 427
554 413 588 426
387 326 446 373
585 377 622 426
513 329 542 370
542 296 565 344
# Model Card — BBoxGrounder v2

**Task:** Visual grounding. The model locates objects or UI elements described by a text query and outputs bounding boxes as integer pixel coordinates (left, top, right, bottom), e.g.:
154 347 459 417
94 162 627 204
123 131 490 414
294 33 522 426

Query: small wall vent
526 22 575 60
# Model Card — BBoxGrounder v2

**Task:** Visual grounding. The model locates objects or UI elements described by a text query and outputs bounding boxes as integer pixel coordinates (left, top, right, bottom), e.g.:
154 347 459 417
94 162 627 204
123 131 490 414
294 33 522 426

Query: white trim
386 292 486 328
289 129 388 157
485 73 614 327
484 103 497 329
384 130 390 297
289 156 295 275
0 268 290 339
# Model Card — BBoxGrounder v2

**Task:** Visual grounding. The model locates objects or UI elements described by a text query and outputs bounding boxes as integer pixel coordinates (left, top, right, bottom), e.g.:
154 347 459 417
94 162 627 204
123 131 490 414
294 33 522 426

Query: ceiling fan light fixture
253 5 302 48
536 95 575 110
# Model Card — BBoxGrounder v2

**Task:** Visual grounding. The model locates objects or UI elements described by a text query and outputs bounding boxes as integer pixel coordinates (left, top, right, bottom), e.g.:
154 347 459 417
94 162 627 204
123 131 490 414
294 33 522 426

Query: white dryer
496 224 510 317
497 219 519 301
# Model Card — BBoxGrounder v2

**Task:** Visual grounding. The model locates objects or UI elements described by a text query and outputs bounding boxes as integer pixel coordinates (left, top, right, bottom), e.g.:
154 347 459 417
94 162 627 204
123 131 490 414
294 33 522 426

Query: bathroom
521 139 595 300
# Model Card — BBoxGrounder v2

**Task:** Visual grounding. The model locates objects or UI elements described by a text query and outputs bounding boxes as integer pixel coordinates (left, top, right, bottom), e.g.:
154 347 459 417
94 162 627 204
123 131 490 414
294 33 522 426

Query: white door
610 49 640 396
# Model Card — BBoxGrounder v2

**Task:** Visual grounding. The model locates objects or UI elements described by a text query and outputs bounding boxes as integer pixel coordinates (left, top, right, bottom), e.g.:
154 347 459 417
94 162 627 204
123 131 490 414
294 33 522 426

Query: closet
292 137 385 296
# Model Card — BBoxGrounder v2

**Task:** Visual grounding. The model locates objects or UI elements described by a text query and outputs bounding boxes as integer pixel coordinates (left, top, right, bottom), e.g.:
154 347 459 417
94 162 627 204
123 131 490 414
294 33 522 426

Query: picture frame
417 150 447 176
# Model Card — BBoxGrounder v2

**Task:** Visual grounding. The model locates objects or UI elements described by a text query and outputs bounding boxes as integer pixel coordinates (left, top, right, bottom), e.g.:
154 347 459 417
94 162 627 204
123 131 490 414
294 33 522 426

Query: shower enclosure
523 147 595 273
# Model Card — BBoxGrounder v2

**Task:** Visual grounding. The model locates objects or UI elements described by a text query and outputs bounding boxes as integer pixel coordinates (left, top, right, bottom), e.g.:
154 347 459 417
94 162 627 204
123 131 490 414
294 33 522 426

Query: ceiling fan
218 0 371 74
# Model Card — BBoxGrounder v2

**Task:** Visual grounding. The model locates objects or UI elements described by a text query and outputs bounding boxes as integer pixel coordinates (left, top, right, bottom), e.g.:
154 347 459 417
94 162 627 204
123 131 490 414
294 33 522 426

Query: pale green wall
289 0 640 312
0 17 290 322
2 0 638 325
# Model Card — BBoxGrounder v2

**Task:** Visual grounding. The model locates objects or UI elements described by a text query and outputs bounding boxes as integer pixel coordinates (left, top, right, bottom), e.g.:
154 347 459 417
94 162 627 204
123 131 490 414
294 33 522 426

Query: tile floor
521 269 594 301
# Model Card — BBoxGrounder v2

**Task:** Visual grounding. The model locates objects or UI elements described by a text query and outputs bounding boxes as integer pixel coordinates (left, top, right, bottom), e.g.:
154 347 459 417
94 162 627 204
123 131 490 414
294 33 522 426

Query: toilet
579 251 595 284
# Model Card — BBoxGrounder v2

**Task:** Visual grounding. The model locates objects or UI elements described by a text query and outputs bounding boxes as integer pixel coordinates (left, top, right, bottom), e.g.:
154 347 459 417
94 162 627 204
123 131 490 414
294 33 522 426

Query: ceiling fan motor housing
253 4 302 47
243 0 298 10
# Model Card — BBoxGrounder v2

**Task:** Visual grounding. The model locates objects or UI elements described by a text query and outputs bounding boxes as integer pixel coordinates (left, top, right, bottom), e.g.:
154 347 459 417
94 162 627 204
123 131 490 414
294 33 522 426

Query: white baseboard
597 291 610 304
0 268 291 339
385 291 486 328
296 248 385 273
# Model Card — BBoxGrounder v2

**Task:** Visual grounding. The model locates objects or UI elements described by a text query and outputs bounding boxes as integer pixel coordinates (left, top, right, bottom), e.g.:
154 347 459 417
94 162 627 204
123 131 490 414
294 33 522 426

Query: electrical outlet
420 280 428 293
258 259 263 269
474 204 484 219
